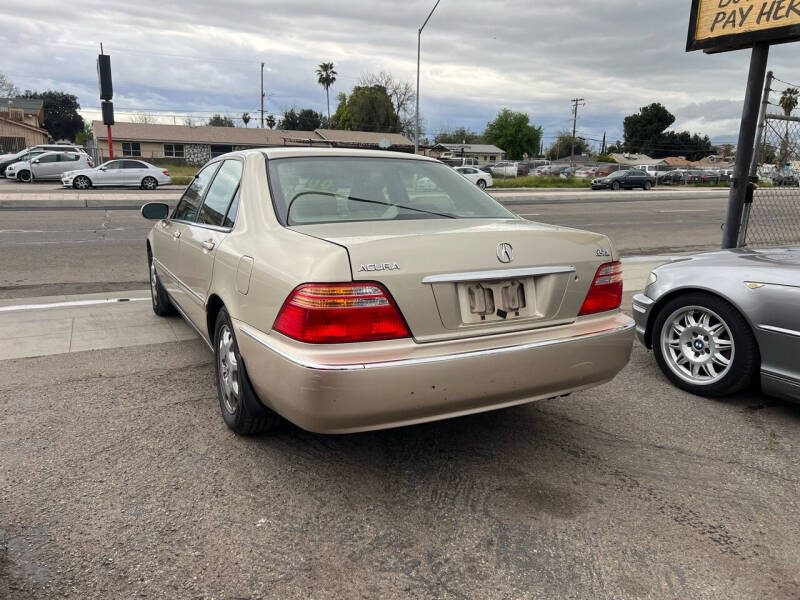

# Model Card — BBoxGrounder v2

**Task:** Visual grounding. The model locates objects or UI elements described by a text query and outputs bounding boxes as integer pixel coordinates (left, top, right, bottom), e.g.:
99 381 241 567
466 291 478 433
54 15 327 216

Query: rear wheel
17 170 31 183
612 181 620 191
73 176 91 189
214 308 281 435
644 181 652 190
477 179 487 190
652 292 759 397
141 176 158 190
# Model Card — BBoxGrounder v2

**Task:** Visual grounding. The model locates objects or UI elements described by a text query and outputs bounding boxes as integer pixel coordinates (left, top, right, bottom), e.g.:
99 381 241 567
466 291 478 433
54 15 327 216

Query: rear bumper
234 312 635 434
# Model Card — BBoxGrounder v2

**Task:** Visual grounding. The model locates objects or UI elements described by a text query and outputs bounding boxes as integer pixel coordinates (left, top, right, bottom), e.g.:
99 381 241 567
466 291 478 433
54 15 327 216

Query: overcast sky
3 0 800 147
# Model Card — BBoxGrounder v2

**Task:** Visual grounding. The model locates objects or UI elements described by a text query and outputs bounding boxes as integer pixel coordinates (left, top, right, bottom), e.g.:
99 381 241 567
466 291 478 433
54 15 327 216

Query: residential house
429 143 506 165
0 97 49 153
91 121 414 164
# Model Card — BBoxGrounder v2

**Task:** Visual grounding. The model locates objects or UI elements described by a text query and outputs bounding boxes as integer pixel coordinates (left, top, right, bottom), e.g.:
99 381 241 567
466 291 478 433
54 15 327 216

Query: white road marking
0 297 148 313
657 209 708 213
519 213 541 217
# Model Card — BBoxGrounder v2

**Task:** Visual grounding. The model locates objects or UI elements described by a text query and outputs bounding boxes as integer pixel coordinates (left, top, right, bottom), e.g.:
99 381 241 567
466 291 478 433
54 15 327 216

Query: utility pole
260 62 265 129
415 0 441 155
570 98 585 167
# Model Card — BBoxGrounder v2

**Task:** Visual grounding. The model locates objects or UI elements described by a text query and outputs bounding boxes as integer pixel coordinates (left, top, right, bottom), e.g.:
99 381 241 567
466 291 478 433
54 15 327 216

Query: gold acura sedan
141 148 634 435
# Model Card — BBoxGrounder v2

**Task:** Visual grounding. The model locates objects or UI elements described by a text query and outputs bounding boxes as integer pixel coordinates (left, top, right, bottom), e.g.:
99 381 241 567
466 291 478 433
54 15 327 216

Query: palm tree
779 87 799 164
315 62 337 124
241 112 251 127
265 114 276 129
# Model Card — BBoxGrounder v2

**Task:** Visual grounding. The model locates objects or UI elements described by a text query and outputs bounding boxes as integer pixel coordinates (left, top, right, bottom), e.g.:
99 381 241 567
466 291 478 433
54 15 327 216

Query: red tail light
162 170 170 176
273 282 411 344
579 261 623 316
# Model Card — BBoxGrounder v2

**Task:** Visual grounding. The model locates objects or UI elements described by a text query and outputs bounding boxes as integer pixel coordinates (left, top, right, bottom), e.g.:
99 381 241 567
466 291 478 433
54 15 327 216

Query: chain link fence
744 76 800 247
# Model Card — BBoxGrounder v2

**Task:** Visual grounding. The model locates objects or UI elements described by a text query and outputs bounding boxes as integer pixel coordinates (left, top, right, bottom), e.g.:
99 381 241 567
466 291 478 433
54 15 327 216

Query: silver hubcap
218 326 239 414
149 260 158 304
660 306 734 385
144 178 155 189
76 177 88 189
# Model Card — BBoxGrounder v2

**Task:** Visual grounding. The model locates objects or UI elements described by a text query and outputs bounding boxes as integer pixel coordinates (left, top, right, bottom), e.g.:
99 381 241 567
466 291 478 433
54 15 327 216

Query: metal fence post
723 43 770 249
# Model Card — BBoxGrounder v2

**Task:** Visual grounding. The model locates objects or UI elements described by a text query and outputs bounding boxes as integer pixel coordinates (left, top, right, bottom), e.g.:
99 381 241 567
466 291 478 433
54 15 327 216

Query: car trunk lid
291 218 615 342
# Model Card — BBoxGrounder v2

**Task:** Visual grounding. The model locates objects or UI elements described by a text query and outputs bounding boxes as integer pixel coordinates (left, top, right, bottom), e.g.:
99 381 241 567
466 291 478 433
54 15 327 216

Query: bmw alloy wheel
218 325 240 414
660 305 734 385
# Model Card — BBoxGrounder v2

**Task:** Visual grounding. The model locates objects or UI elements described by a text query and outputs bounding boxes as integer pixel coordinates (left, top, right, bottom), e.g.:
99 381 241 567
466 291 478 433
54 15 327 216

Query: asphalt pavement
1 189 798 599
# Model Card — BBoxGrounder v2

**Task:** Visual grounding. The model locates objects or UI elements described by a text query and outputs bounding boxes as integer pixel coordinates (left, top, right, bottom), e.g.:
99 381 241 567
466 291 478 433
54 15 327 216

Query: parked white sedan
5 151 91 182
62 159 172 190
454 166 493 189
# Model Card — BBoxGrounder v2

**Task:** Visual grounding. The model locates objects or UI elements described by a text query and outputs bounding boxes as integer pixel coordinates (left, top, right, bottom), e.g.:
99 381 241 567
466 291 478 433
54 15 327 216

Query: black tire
141 176 158 190
644 181 652 190
214 307 281 435
148 251 176 316
477 179 487 190
73 175 91 189
612 181 620 191
17 170 32 183
652 292 759 397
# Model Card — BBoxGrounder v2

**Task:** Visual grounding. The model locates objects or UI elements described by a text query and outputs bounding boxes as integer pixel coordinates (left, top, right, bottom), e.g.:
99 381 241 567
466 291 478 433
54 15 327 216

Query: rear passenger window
198 160 243 227
173 163 219 222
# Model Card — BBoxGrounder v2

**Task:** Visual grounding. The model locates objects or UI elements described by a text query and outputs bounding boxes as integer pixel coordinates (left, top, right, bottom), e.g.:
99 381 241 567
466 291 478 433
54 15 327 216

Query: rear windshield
267 156 516 226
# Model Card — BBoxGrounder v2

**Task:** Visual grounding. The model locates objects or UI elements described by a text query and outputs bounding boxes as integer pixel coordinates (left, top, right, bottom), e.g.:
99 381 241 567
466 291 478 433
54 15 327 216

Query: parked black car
768 170 799 186
592 169 655 190
657 170 686 185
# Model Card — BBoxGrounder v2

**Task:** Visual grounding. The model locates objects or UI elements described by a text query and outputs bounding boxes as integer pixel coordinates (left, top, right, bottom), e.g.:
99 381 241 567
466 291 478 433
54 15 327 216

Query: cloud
2 0 799 145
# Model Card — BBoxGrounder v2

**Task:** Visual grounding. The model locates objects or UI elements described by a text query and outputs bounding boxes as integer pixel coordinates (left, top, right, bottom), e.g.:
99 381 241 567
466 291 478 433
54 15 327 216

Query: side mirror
141 202 169 220
99 166 107 171
32 159 40 164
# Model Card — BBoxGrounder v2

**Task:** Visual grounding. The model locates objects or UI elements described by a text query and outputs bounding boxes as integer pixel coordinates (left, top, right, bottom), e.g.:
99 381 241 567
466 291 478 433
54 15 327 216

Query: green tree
330 92 350 130
346 85 399 133
606 140 624 154
483 109 542 160
778 88 799 163
207 114 235 127
241 112 251 127
623 103 675 155
316 62 337 123
622 103 713 160
280 108 322 130
435 127 482 144
595 153 616 163
358 72 416 138
265 114 276 129
75 122 93 146
718 143 735 158
546 130 591 160
22 90 84 141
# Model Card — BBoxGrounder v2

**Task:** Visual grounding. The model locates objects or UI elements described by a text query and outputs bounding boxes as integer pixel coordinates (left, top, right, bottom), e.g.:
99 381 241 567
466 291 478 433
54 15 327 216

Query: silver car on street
62 159 172 190
5 150 91 182
633 247 800 402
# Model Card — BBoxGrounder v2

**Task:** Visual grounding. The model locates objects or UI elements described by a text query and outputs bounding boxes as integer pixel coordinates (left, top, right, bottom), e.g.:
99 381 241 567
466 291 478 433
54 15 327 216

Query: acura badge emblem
497 242 513 264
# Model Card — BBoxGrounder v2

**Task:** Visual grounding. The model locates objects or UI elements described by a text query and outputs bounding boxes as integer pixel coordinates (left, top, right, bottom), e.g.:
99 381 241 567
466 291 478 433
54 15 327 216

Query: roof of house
0 116 49 135
92 121 414 148
315 129 413 147
662 156 692 166
609 152 663 165
1 97 44 115
435 143 505 154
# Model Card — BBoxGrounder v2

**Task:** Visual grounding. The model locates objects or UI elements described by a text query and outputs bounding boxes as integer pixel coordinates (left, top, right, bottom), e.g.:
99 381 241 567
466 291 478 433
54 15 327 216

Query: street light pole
415 0 441 155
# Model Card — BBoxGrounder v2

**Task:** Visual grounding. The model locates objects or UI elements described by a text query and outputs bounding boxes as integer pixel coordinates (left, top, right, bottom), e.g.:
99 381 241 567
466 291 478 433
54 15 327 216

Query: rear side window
267 157 515 226
198 160 243 227
122 160 146 169
173 163 219 222
37 154 58 163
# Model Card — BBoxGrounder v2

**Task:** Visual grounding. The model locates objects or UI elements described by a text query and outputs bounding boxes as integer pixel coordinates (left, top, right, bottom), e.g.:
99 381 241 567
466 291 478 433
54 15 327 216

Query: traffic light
97 54 113 100
101 100 114 126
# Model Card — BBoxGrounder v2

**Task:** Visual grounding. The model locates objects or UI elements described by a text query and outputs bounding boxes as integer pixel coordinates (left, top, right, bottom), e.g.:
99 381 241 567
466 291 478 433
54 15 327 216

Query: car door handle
172 231 181 239
201 239 215 251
